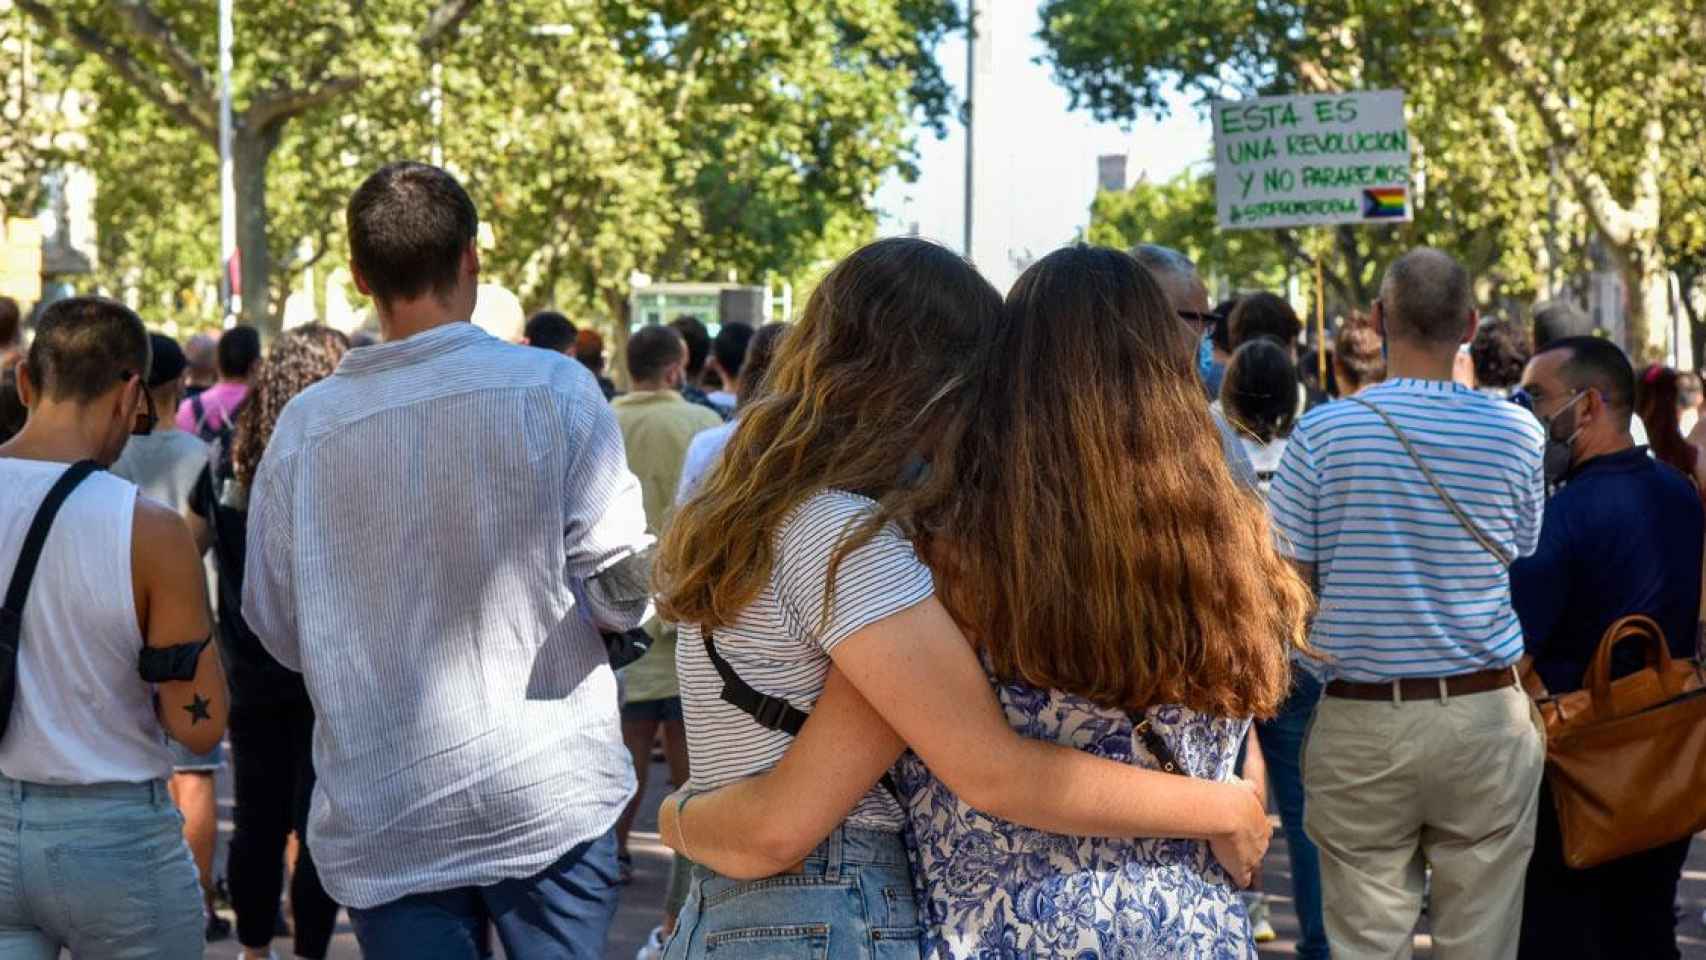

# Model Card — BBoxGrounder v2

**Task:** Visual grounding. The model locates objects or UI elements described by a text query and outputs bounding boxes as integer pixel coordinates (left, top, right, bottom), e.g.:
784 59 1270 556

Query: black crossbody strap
703 627 903 802
1130 715 1187 776
0 460 102 742
704 628 809 736
3 461 102 618
1349 396 1513 568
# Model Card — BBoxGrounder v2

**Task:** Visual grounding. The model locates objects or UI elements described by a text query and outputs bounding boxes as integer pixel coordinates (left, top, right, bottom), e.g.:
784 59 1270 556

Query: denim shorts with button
663 825 923 960
0 775 204 959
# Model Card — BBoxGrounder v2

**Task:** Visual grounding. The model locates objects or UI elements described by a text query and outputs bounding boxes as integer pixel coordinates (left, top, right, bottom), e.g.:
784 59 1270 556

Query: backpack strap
703 627 903 803
190 394 209 434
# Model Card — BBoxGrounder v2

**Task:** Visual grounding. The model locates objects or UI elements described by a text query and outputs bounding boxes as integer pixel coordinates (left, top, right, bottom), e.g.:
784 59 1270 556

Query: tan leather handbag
1519 614 1706 869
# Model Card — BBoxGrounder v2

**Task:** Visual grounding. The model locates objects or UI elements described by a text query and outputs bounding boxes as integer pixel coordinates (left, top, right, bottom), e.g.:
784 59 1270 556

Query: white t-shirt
675 420 738 505
676 490 934 830
1240 435 1289 499
707 390 738 417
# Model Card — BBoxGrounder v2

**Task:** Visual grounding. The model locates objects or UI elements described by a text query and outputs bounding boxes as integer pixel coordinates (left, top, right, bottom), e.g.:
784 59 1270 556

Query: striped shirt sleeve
557 372 655 630
1512 429 1546 559
774 492 935 654
1267 421 1320 562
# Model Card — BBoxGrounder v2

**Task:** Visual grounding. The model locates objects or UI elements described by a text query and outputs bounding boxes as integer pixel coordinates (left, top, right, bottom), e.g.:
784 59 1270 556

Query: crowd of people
0 157 1702 960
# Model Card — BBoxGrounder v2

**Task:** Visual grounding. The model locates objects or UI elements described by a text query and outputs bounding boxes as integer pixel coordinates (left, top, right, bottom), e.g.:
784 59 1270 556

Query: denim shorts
663 825 923 960
0 775 204 958
620 696 684 724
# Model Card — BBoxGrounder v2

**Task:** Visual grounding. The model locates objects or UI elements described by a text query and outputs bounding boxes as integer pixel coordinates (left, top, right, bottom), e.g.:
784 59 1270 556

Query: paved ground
199 759 1706 959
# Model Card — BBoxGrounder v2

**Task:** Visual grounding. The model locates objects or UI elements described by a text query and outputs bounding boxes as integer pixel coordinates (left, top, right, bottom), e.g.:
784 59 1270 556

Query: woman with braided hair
187 324 349 960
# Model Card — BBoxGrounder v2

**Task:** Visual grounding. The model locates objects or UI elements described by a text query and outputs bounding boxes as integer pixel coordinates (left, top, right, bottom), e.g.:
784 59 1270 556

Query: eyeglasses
119 371 157 436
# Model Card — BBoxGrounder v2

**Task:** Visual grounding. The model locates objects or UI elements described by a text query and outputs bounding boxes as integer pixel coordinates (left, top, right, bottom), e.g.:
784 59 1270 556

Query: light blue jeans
664 826 922 960
0 776 204 959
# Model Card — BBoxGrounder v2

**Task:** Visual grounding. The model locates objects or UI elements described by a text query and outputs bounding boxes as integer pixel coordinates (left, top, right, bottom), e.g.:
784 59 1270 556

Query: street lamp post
218 0 238 325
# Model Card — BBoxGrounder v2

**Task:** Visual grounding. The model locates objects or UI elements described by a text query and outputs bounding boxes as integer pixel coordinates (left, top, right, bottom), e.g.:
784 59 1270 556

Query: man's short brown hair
25 297 149 402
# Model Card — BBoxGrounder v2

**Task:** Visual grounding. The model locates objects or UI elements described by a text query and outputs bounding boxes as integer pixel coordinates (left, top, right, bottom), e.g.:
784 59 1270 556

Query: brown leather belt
1324 666 1517 702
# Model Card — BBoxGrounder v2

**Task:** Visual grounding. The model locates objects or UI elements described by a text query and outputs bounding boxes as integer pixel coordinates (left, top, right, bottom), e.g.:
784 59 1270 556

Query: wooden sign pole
1315 253 1328 386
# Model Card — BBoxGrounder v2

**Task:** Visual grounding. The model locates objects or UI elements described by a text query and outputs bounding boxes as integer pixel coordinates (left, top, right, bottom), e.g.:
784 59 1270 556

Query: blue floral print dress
893 679 1256 960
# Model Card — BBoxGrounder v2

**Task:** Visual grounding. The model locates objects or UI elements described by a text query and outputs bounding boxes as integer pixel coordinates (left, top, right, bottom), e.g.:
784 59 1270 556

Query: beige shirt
611 390 722 702
611 391 724 536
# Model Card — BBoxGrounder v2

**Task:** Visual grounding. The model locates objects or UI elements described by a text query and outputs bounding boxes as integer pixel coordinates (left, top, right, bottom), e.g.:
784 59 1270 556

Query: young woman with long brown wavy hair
658 243 1310 954
185 324 349 960
653 239 1307 959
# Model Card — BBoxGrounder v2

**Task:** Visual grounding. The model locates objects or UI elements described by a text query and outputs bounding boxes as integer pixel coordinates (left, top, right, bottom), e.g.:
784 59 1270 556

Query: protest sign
1213 90 1411 230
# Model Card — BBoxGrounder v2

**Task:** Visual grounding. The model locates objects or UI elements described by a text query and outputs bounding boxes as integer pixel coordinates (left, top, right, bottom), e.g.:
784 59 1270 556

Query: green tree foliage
1087 172 1292 295
1039 0 1706 358
6 1 958 336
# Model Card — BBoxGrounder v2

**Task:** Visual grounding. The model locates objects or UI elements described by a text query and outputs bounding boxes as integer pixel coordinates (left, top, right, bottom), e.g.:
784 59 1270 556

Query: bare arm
1241 727 1268 810
833 598 1263 844
133 500 227 755
659 668 904 878
665 598 1269 884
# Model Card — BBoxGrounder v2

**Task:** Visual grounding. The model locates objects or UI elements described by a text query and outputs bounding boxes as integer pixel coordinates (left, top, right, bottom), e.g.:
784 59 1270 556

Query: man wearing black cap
110 331 232 943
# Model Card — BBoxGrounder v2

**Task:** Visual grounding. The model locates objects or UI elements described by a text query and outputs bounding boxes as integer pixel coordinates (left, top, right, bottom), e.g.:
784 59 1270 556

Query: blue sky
874 0 1214 293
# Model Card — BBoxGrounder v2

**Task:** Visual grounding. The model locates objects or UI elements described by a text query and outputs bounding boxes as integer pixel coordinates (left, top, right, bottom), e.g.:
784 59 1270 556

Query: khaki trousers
1303 683 1545 960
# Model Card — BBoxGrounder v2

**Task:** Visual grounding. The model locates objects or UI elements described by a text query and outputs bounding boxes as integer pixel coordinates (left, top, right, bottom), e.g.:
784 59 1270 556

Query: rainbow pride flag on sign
1363 187 1407 219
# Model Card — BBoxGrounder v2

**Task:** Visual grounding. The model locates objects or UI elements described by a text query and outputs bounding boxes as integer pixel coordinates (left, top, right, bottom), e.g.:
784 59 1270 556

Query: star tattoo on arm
183 693 212 725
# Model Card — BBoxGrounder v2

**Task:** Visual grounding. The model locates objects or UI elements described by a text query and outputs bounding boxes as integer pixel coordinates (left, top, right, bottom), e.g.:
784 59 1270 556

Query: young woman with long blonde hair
657 244 1311 958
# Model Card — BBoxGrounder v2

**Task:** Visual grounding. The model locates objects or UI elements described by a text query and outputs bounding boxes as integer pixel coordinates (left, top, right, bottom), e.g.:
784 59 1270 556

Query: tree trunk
604 287 632 393
1333 225 1372 306
1678 266 1706 372
1617 233 1671 363
233 124 281 338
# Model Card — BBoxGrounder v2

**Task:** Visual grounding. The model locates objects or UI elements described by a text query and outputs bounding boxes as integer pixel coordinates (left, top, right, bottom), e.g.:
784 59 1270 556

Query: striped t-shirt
1268 378 1546 682
677 490 935 830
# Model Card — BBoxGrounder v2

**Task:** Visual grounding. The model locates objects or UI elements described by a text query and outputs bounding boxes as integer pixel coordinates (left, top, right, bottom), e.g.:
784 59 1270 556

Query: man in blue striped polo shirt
1269 248 1546 959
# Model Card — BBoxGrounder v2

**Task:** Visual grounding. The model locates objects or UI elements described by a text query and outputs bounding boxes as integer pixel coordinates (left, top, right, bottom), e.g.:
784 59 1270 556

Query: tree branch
418 0 482 55
15 0 216 143
1456 0 1639 246
244 75 361 131
106 0 215 108
246 0 479 135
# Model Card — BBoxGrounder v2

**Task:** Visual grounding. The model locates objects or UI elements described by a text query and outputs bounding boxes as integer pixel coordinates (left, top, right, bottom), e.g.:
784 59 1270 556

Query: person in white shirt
702 322 752 416
0 296 227 958
1219 338 1299 498
243 162 652 959
676 322 788 503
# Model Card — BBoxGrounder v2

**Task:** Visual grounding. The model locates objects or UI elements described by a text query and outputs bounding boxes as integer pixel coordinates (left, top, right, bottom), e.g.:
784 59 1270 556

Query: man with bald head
1130 244 1256 486
1269 248 1547 958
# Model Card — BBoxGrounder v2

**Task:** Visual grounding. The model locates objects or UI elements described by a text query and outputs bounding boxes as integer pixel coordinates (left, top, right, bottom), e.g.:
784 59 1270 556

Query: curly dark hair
1470 319 1532 391
232 325 349 487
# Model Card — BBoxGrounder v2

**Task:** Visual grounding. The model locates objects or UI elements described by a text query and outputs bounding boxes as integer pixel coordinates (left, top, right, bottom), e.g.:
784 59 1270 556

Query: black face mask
1539 391 1587 486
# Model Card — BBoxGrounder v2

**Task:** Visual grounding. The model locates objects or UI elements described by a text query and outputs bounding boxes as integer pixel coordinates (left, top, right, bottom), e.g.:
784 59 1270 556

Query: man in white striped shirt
244 162 653 959
1270 248 1546 959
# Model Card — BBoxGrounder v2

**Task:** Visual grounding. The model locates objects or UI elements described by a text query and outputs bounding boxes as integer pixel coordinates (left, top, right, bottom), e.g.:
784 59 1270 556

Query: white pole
430 59 444 167
218 0 238 324
962 0 976 258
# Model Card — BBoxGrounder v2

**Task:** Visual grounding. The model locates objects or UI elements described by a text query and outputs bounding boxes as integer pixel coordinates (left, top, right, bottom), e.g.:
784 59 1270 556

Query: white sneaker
1242 892 1277 943
635 925 667 960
